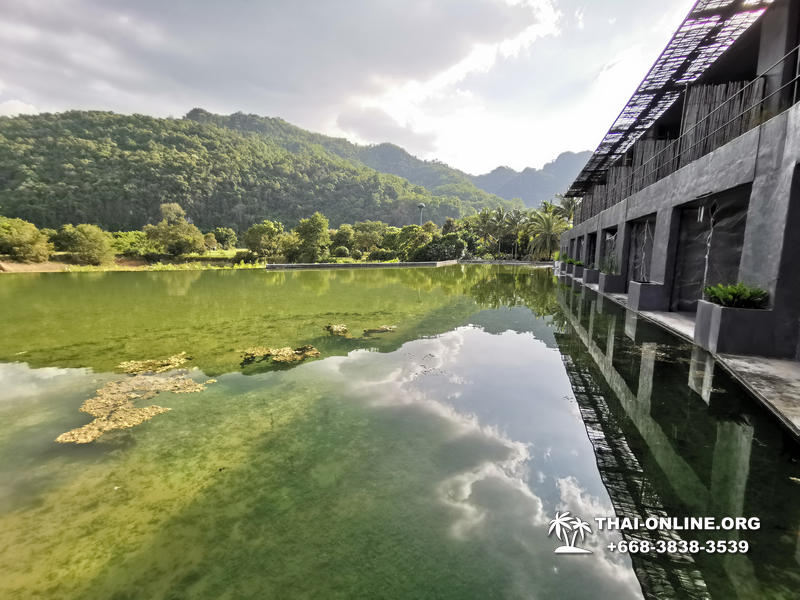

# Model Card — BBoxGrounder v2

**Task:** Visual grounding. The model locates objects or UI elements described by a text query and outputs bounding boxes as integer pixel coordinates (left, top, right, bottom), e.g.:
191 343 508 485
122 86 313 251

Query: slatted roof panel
565 0 771 197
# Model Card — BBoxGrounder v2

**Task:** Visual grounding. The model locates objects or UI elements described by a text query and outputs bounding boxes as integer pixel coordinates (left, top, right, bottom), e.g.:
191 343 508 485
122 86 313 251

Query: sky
0 0 696 174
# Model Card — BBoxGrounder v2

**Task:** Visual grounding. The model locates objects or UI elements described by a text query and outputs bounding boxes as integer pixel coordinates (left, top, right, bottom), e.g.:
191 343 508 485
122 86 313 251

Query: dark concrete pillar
757 0 800 116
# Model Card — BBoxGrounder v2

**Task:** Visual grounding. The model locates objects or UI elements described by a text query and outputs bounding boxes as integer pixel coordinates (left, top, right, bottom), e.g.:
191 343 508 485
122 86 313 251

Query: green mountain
184 109 507 209
470 151 592 208
0 110 514 231
184 110 589 210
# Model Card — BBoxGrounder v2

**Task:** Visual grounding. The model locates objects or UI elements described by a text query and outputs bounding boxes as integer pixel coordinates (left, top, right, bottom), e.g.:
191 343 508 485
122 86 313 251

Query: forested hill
185 109 589 210
470 151 592 208
184 108 501 206
0 111 515 231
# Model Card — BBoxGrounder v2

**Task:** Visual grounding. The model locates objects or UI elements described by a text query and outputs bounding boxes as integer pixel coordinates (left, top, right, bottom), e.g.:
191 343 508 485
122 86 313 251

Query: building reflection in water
554 278 800 600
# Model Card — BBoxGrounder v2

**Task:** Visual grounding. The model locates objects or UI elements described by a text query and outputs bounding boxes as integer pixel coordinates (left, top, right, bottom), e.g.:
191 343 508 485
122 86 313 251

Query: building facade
560 0 800 359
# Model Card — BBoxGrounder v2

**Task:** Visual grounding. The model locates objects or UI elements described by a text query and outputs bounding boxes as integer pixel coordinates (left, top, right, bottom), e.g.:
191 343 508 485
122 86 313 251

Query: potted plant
694 283 771 354
565 257 575 274
582 264 600 284
573 260 584 279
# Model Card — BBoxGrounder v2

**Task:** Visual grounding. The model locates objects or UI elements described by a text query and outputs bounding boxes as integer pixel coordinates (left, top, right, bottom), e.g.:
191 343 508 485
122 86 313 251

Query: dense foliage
1 195 573 267
58 223 114 265
0 216 52 262
0 111 516 232
184 109 518 208
704 283 769 309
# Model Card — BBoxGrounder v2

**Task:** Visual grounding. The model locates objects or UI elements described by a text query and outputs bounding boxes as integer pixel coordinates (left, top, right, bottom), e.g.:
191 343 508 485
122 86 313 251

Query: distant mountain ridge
470 151 592 208
184 109 506 209
185 109 589 209
0 108 588 233
0 110 516 231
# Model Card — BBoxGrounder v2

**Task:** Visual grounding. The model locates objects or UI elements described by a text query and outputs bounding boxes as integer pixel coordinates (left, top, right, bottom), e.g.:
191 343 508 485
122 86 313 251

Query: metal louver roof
565 0 772 197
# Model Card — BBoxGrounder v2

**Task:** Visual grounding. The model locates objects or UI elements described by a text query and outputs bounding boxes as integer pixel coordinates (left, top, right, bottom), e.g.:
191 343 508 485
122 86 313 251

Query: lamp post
417 203 426 227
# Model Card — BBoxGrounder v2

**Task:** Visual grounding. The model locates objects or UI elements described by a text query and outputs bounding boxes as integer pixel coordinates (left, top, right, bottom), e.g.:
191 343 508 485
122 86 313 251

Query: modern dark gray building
560 0 800 359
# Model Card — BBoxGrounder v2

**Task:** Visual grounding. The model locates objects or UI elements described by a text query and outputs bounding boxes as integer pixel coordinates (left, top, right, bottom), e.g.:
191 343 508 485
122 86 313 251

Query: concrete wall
562 102 800 358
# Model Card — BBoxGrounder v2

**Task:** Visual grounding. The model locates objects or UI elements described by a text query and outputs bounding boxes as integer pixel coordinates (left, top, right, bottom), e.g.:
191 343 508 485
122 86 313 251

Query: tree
553 194 580 223
144 203 206 256
0 216 52 262
160 203 187 225
410 233 466 261
353 221 386 252
395 225 432 260
111 231 155 256
204 233 218 250
526 211 568 260
52 224 81 251
421 220 439 235
504 208 528 259
331 224 354 250
441 217 458 235
244 220 284 257
490 207 507 255
212 227 237 249
69 224 114 265
0 111 517 232
473 209 495 246
294 212 331 262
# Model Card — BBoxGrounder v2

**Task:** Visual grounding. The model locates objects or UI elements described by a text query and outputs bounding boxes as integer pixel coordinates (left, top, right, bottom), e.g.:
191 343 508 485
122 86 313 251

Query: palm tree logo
547 511 593 554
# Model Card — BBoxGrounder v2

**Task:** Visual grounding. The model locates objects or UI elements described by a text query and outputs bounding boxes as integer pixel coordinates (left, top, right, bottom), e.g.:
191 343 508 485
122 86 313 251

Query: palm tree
504 208 528 259
553 194 580 224
526 211 569 260
474 209 495 246
540 200 556 215
490 207 507 256
569 517 592 547
548 511 574 545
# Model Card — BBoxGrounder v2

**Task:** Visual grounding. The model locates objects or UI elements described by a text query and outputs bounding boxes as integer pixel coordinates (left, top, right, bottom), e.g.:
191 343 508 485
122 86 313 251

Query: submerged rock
269 345 321 363
117 352 190 374
56 367 209 444
240 345 320 365
363 325 397 335
324 323 349 336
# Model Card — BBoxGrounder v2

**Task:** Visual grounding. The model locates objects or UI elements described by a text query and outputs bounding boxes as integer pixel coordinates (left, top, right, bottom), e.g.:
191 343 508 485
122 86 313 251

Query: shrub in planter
703 283 768 309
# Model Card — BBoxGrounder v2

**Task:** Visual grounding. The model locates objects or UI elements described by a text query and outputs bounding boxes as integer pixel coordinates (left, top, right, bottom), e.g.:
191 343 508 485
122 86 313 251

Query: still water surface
0 266 797 599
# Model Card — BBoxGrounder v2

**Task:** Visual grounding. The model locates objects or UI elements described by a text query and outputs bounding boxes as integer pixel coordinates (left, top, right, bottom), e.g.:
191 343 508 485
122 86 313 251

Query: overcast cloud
0 0 695 173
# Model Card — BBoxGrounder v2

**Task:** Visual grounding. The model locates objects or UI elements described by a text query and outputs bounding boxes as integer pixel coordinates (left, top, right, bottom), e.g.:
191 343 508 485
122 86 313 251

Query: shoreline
1 258 553 274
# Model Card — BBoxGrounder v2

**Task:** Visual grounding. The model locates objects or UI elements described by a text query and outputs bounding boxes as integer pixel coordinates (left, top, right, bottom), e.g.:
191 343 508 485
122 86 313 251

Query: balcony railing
576 43 800 224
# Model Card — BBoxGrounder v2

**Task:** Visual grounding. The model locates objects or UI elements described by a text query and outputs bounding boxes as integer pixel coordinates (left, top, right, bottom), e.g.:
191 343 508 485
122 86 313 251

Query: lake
0 265 797 599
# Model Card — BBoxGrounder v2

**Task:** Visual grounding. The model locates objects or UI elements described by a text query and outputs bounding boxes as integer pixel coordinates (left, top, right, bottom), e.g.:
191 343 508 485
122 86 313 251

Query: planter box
628 282 668 311
566 263 575 274
573 265 584 279
598 273 626 294
694 299 773 355
583 268 600 284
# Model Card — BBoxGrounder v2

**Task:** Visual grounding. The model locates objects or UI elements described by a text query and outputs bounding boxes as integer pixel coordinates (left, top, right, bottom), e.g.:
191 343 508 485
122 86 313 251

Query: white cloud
0 99 38 116
575 7 586 30
0 0 703 173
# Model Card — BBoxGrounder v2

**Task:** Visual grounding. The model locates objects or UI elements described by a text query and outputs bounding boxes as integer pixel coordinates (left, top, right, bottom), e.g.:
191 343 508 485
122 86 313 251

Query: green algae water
0 265 798 599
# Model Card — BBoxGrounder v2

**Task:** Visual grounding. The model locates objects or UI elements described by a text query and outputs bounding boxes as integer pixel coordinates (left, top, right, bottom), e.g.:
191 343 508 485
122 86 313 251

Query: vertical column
757 1 800 115
637 343 657 411
606 316 616 361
